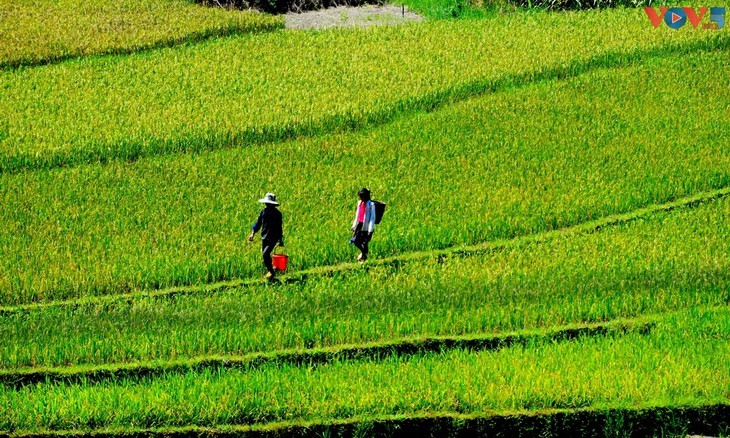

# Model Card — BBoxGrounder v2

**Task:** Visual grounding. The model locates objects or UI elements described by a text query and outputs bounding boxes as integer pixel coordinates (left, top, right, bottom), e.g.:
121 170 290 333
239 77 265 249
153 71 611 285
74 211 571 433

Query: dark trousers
353 222 372 260
262 241 277 274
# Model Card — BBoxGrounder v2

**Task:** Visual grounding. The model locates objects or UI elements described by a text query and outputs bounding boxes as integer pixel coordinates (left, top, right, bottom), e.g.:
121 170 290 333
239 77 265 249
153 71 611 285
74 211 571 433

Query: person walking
350 187 376 262
248 192 284 280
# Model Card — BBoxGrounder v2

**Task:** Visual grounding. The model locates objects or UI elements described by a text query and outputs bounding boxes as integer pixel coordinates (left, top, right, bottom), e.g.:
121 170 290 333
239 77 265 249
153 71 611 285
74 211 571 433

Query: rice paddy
0 2 727 436
0 0 283 69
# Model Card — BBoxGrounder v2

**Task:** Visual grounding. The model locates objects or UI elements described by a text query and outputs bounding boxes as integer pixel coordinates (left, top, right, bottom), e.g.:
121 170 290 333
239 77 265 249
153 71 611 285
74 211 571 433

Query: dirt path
285 4 424 29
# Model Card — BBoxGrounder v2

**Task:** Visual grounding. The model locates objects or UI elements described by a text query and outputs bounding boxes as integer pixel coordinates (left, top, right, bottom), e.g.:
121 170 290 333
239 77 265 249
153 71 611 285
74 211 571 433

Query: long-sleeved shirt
252 206 283 244
352 200 376 233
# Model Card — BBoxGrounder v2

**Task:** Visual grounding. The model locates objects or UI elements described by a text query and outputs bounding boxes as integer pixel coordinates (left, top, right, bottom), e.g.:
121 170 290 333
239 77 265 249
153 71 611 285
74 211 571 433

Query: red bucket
272 253 289 271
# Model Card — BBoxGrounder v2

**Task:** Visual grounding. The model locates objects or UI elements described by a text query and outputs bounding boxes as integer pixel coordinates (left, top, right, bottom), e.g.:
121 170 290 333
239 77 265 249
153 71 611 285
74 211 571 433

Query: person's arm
278 212 284 247
248 210 263 241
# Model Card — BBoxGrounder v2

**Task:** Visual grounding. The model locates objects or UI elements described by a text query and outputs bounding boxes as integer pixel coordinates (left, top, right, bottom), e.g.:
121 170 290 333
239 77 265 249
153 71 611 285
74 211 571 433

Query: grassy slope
0 190 727 369
0 10 726 173
1 6 728 435
0 318 656 387
0 308 726 432
0 49 728 304
0 0 283 69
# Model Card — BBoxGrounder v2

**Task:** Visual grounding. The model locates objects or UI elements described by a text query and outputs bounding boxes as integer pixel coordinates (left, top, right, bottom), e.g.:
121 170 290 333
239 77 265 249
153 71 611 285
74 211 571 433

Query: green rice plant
0 0 284 69
3 184 726 313
0 49 728 305
392 0 487 19
0 317 655 387
0 9 726 174
0 192 728 370
506 0 725 11
440 0 684 17
0 308 726 432
505 0 654 11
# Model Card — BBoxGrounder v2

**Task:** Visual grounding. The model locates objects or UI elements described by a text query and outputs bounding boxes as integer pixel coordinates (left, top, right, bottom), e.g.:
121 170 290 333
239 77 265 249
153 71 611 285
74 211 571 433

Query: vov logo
644 7 725 29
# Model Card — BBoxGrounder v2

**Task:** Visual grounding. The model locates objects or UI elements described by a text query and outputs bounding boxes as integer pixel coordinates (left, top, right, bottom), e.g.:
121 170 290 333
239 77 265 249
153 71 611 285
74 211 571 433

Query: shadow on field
198 0 385 14
234 405 729 438
11 404 729 438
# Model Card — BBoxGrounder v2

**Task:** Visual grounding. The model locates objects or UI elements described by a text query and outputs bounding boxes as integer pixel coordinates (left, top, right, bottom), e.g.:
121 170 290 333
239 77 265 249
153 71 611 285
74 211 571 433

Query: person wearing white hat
248 192 284 279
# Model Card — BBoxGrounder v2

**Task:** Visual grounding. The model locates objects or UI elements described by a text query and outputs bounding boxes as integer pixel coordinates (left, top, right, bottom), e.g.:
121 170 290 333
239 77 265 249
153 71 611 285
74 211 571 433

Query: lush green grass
0 0 283 69
1 191 728 369
394 0 494 19
395 0 673 20
0 9 725 174
0 318 653 388
403 0 726 19
4 185 726 313
2 4 727 436
1 6 727 435
0 48 728 305
0 308 726 432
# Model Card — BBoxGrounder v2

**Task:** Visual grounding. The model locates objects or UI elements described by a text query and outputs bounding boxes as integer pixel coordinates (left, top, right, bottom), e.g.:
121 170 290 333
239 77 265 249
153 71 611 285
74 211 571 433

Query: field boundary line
1 35 727 175
0 314 657 389
0 22 285 72
4 403 728 437
2 184 729 314
291 185 730 279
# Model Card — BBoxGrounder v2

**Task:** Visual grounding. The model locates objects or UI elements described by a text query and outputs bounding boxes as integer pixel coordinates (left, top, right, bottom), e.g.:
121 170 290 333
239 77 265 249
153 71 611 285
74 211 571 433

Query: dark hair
358 188 371 200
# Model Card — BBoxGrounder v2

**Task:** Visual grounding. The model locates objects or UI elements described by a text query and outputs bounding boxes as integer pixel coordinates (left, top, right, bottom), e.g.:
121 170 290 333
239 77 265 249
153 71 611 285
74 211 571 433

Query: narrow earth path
1 186 728 314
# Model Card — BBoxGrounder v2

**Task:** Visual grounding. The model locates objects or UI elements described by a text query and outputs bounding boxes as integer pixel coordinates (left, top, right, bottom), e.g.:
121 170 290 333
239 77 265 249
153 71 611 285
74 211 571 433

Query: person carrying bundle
350 187 385 262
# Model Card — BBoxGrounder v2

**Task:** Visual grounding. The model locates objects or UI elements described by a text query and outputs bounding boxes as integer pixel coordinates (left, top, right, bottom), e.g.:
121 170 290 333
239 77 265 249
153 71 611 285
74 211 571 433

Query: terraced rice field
0 1 728 436
0 0 283 69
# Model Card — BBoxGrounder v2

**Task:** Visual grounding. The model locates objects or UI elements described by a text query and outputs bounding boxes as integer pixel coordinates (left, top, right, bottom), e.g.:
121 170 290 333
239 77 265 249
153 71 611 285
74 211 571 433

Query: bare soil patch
285 4 424 29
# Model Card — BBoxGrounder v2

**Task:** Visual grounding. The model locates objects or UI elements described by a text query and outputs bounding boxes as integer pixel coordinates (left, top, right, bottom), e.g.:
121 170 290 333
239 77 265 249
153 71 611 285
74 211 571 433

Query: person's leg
358 231 371 260
352 223 365 260
353 237 364 258
262 241 275 276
